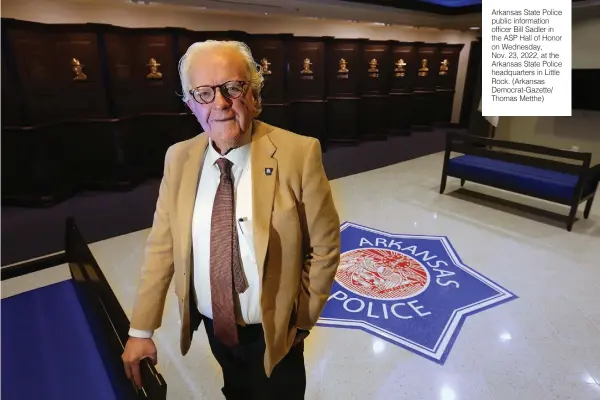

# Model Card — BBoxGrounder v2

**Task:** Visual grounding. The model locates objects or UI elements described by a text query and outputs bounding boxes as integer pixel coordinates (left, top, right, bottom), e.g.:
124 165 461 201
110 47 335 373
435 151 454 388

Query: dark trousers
200 315 306 400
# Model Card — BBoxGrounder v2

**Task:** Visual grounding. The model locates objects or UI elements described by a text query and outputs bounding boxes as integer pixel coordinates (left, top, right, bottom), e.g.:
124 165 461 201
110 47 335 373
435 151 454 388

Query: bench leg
567 204 578 231
440 174 447 194
584 196 595 219
460 179 465 187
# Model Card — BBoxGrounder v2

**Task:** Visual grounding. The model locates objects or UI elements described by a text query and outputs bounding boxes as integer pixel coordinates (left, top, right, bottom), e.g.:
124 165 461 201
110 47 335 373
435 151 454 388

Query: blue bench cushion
446 155 580 201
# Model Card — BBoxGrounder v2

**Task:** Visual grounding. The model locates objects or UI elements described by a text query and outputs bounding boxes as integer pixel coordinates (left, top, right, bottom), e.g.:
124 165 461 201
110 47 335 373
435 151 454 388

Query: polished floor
4 151 600 399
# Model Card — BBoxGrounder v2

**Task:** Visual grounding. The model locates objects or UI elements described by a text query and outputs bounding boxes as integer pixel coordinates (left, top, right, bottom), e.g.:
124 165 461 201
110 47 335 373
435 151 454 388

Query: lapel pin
265 168 273 176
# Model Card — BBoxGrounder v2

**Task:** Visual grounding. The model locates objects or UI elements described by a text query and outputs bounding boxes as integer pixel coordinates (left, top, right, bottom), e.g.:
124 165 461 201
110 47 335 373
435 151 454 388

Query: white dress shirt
129 138 261 339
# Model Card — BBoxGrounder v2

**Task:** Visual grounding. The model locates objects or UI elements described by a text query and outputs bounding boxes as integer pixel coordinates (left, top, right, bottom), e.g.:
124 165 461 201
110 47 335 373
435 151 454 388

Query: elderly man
121 40 341 399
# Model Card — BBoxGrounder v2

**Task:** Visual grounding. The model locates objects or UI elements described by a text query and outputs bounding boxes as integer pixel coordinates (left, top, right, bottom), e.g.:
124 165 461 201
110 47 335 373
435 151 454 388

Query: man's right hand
122 337 158 389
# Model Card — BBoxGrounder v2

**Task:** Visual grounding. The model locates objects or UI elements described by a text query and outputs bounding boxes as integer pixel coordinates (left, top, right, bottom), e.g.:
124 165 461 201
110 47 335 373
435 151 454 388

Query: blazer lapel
251 121 277 283
178 134 209 272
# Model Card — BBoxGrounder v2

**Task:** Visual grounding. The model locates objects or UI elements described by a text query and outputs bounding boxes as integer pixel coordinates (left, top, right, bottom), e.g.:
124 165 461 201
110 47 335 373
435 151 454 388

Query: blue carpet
1 280 117 400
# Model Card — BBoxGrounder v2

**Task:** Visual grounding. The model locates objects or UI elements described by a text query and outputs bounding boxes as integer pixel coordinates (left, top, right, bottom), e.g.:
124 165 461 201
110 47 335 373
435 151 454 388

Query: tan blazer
130 120 341 377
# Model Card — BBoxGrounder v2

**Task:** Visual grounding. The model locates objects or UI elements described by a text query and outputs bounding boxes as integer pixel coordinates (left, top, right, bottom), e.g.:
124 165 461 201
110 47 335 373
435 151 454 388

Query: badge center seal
337 248 430 301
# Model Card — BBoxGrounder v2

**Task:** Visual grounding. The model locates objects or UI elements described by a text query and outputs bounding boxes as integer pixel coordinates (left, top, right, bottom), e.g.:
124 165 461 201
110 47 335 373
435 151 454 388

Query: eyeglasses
189 80 248 104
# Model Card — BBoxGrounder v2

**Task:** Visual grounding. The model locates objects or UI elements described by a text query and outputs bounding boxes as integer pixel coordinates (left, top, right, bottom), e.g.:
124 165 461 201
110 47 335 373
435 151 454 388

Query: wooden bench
439 132 599 231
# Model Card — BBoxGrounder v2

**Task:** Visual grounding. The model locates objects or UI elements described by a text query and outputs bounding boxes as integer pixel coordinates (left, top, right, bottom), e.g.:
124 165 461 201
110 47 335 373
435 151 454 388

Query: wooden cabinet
287 36 328 142
359 40 393 140
325 38 364 144
388 41 419 135
248 34 292 130
435 43 464 124
1 17 467 206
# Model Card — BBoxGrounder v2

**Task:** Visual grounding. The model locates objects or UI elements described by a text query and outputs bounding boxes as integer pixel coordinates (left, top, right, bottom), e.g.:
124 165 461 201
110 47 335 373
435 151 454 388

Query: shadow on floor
446 188 572 229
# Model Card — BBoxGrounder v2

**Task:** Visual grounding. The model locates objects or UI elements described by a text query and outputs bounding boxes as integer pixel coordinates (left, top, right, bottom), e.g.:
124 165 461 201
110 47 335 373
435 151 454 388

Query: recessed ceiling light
469 26 480 30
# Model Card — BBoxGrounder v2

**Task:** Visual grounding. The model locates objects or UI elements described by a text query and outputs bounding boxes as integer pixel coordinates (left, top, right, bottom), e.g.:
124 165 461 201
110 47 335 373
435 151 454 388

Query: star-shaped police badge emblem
317 222 517 364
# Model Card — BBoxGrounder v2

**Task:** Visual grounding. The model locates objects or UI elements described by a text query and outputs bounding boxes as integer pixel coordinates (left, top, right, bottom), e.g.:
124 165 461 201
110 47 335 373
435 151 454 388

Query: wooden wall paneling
435 90 455 126
103 25 136 118
324 37 364 144
0 21 33 205
2 18 470 208
2 19 110 205
175 28 205 135
204 30 248 42
412 42 443 130
127 28 181 115
178 113 202 142
177 29 206 58
52 24 109 120
54 23 124 193
169 27 194 156
2 19 62 206
2 125 74 207
1 127 31 206
1 22 27 128
1 19 201 207
248 34 293 130
0 30 25 205
85 24 139 189
287 36 328 144
124 27 181 178
4 19 60 126
388 41 419 135
360 40 393 141
435 43 464 125
414 43 442 92
56 119 133 191
1 56 22 126
436 43 463 90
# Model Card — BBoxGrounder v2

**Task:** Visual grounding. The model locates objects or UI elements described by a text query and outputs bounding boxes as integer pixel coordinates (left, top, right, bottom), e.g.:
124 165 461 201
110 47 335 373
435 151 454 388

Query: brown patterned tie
210 157 249 347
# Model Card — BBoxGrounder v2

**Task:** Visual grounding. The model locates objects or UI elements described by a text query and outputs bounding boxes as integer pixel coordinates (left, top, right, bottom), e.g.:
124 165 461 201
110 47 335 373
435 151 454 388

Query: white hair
178 40 264 116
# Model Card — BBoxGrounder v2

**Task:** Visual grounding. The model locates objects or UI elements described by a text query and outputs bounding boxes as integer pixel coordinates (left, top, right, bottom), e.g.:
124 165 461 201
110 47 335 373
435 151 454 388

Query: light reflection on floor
8 151 600 399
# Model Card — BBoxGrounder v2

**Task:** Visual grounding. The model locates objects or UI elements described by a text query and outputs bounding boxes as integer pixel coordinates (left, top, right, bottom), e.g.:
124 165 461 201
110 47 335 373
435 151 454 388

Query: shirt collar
206 125 252 170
